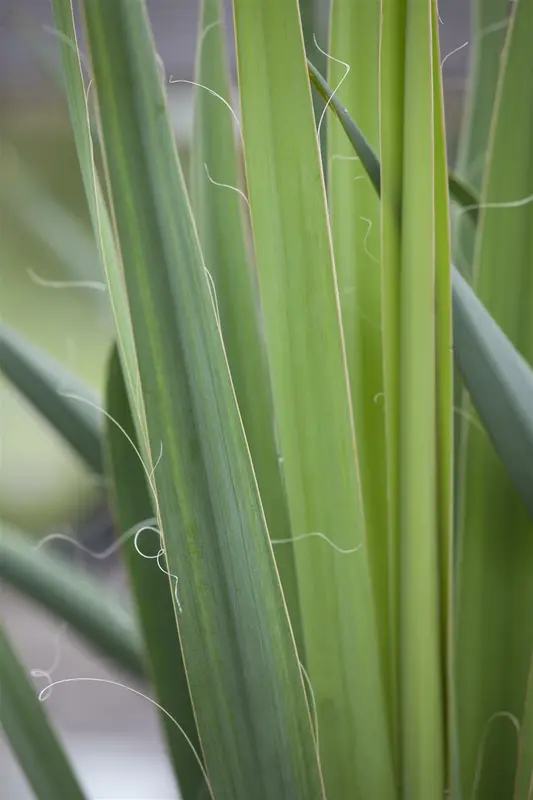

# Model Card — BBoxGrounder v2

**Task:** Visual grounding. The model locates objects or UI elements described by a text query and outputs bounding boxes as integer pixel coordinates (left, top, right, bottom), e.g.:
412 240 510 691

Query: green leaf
0 521 145 678
452 269 533 522
515 651 533 798
0 144 103 285
455 1 533 796
430 4 456 791
51 0 140 411
377 3 405 773
308 56 533 536
308 59 380 194
0 623 87 800
396 3 448 794
190 0 302 654
327 0 391 739
453 0 510 276
448 174 480 225
105 347 203 800
308 59 479 220
233 0 395 796
0 322 103 474
65 1 323 797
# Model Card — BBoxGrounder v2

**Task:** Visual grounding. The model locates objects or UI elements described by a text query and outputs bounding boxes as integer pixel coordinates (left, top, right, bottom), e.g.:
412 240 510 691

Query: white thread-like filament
38 677 213 797
360 217 380 264
169 77 243 147
204 162 250 207
313 35 351 145
271 531 361 555
441 41 469 68
28 268 106 292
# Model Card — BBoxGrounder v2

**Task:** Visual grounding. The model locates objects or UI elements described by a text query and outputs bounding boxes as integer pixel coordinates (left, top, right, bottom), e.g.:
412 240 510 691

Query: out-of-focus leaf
448 174 479 225
454 0 510 276
452 269 533 521
455 1 533 796
0 146 103 285
515 651 533 798
0 521 145 678
0 322 103 474
0 623 87 800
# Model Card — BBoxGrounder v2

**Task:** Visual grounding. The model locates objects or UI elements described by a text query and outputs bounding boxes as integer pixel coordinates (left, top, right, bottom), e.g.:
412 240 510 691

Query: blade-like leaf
308 59 479 220
452 269 533 521
328 0 391 736
453 0 510 276
456 1 533 796
397 3 447 794
0 522 145 678
51 0 140 412
233 0 395 796
448 174 479 225
0 322 103 474
430 4 456 791
190 0 302 653
60 1 324 797
309 58 533 531
515 651 533 799
105 347 203 800
0 145 103 285
378 3 405 774
0 623 87 800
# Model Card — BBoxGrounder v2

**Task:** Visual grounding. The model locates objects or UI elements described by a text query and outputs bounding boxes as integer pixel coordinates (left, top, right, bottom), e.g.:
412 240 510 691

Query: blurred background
1 1 471 797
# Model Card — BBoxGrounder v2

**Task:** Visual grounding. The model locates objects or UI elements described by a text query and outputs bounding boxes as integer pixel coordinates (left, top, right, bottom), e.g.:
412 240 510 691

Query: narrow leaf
452 269 533 521
51 0 140 411
233 0 395 796
190 0 302 653
328 0 391 734
515 651 533 799
0 322 103 474
0 623 87 800
454 0 510 275
456 1 533 795
308 59 480 219
309 58 533 530
0 522 145 678
0 145 103 285
398 3 446 795
105 347 203 800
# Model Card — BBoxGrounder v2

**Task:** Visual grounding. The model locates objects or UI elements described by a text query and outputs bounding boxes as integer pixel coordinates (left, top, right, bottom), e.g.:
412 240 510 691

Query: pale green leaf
233 0 395 795
456 1 533 796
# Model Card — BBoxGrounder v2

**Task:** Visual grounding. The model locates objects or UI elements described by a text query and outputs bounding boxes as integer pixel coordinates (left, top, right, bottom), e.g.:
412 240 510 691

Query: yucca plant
2 0 533 798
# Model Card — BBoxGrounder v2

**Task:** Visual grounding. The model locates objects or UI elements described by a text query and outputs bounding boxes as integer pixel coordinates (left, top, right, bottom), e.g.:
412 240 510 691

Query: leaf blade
69 1 324 797
190 0 302 653
105 347 203 800
233 0 395 795
0 623 87 800
0 322 103 475
0 522 145 678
